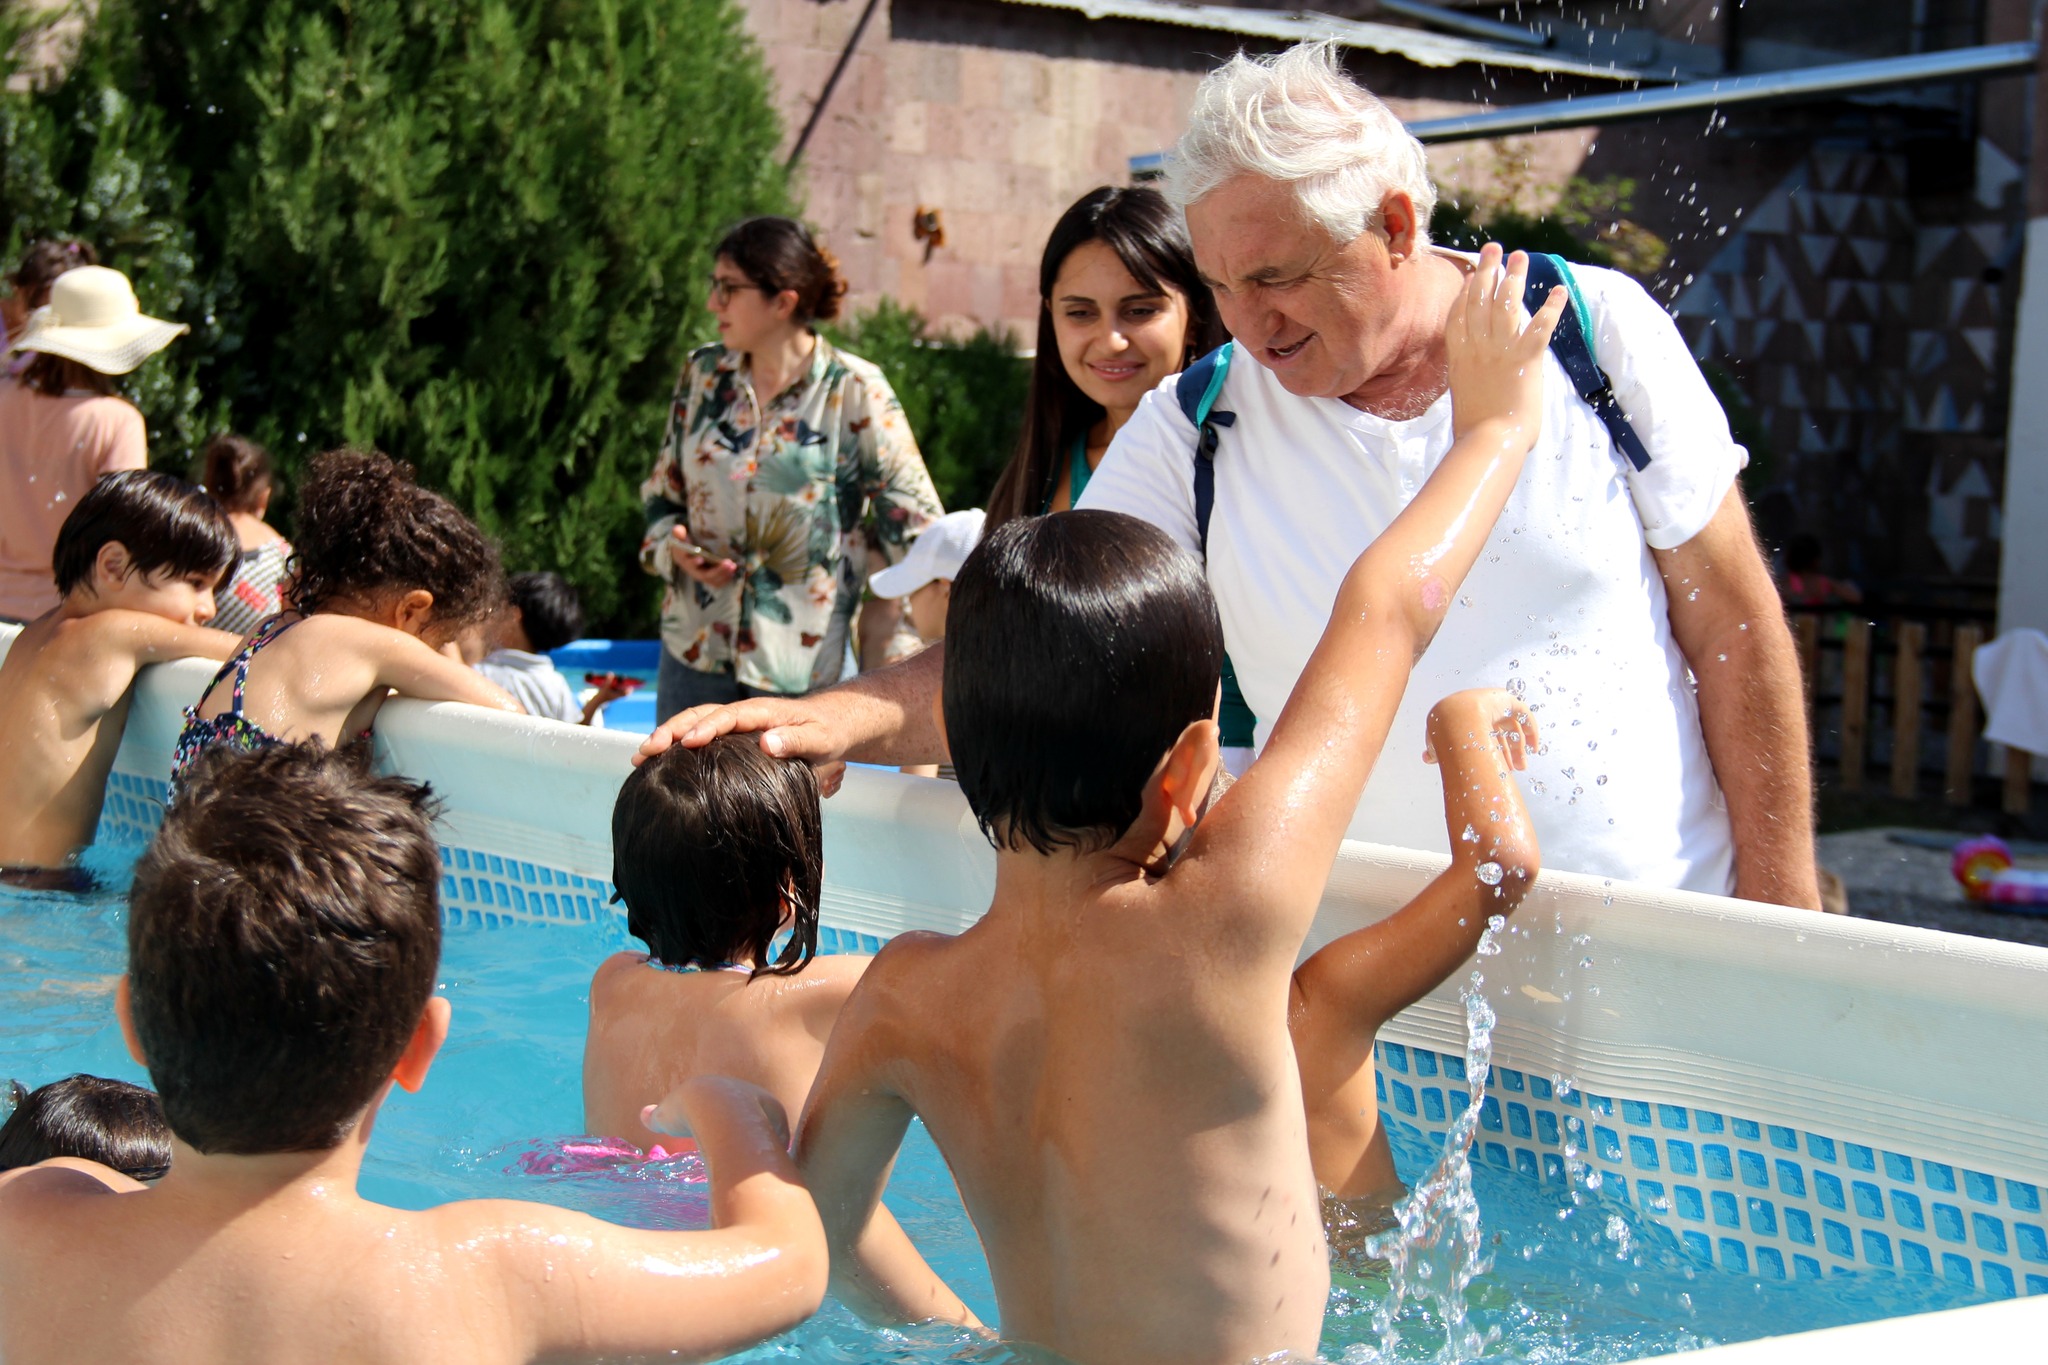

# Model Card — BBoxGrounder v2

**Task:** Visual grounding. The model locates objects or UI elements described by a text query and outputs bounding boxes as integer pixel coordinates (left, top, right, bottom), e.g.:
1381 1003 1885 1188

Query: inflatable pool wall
15 629 2046 1361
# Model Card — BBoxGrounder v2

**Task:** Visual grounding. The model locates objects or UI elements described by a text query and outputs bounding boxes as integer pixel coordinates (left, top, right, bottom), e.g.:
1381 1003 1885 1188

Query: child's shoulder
0 1157 138 1208
832 934 958 1029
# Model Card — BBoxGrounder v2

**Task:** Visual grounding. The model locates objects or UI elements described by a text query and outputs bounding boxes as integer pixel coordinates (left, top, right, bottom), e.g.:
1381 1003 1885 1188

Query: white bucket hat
871 509 987 599
9 265 188 375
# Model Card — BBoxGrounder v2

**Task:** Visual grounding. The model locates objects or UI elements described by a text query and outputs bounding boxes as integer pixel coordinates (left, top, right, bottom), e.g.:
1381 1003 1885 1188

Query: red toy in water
1951 836 2048 911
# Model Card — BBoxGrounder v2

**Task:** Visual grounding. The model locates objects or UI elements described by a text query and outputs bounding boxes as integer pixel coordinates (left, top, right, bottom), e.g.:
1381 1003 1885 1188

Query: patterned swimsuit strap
204 613 299 716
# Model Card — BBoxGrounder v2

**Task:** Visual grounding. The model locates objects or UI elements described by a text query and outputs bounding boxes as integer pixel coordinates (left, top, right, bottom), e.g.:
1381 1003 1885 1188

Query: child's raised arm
1293 689 1540 1064
480 1076 827 1362
1183 245 1563 951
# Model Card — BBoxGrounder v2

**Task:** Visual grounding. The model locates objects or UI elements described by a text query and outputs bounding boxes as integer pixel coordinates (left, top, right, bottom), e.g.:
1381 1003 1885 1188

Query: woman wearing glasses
639 217 943 719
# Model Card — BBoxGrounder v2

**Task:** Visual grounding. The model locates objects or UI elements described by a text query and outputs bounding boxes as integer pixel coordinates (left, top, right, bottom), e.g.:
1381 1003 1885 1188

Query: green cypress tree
0 7 216 462
6 0 791 626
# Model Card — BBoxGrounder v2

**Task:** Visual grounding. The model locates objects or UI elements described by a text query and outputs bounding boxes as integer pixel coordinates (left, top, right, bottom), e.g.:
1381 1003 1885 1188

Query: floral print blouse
639 339 943 694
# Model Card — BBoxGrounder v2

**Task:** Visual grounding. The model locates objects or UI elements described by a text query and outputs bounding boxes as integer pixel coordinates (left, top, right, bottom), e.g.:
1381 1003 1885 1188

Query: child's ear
392 996 451 1094
391 588 437 638
94 541 133 590
115 976 148 1069
1157 718 1222 830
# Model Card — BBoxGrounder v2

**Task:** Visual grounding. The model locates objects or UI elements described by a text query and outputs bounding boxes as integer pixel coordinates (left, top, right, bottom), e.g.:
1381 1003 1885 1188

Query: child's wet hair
288 448 503 628
51 470 238 598
508 571 584 654
127 743 443 1155
944 510 1224 854
612 735 822 977
0 1074 171 1181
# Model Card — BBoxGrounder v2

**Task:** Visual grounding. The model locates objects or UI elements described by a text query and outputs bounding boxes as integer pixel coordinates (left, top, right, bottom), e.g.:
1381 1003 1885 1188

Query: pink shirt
0 378 147 619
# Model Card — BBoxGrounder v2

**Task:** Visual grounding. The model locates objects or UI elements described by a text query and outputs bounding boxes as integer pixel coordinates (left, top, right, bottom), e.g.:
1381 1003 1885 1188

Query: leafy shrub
1433 177 1669 279
825 298 1028 513
3 0 792 629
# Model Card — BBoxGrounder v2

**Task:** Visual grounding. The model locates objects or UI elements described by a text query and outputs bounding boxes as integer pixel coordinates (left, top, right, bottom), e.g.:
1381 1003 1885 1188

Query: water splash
1351 915 1506 1364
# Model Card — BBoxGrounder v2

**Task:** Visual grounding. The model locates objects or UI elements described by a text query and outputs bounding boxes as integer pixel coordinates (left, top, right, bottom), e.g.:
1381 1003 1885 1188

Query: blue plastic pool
1 844 1994 1362
548 639 660 733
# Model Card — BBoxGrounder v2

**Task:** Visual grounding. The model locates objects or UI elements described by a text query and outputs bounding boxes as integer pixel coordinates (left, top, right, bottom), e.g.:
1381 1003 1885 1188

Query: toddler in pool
0 1074 172 1187
0 741 826 1365
583 734 872 1149
0 470 241 886
173 448 519 784
787 245 1564 1364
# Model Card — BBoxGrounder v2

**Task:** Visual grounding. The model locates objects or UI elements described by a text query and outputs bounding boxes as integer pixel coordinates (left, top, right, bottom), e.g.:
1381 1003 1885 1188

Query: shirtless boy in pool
0 743 826 1365
0 471 240 888
767 246 1564 1365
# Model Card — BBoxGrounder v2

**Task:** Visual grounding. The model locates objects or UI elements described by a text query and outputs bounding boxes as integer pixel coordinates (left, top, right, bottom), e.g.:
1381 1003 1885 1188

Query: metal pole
1405 40 2039 144
785 0 887 171
1374 0 1549 50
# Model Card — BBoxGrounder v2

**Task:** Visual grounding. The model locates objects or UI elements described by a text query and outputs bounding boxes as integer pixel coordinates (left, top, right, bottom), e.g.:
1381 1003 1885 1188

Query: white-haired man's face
1186 174 1421 404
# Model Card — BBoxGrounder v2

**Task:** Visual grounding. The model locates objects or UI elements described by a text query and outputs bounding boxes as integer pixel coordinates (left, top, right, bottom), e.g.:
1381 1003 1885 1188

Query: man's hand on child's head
1423 688 1538 771
635 699 851 796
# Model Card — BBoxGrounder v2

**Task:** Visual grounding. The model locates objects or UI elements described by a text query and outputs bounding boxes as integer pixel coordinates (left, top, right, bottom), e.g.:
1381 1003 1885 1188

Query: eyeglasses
707 276 766 306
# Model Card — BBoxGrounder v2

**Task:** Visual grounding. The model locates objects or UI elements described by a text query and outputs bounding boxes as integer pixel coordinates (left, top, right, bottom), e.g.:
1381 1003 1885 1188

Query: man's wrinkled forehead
1186 183 1331 291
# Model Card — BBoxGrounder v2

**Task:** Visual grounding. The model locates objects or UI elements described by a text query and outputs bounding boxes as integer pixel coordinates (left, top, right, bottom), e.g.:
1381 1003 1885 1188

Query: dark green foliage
825 298 1027 513
1432 177 1669 280
0 8 217 460
3 0 791 628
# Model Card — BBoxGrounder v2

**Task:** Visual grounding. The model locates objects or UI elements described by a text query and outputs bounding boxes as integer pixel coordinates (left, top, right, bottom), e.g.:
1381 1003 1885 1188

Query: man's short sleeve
1578 267 1748 550
1073 377 1203 556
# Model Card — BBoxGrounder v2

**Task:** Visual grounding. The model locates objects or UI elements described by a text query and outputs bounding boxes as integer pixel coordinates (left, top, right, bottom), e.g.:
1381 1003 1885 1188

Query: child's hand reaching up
1446 243 1567 446
1423 687 1539 774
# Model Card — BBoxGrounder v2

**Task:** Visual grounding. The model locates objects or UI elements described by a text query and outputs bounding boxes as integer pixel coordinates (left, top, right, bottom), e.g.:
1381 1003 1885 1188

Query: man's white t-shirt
1078 259 1742 894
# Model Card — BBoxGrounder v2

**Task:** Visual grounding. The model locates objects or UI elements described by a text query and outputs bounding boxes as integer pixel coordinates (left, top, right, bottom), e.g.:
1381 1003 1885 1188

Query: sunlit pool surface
2 845 1992 1362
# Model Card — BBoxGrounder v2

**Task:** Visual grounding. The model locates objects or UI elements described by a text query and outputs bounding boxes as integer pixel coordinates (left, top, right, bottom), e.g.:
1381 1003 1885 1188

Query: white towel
1973 629 2048 755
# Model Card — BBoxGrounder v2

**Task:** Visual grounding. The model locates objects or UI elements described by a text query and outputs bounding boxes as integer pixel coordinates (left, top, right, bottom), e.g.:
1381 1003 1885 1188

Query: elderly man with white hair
640 42 1817 911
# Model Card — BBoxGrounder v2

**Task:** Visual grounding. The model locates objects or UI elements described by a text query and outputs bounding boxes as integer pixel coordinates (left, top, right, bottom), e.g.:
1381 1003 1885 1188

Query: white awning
993 0 1650 82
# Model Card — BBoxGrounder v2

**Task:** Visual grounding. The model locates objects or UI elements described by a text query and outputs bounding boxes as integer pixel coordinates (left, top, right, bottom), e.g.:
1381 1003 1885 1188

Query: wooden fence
1791 609 2032 813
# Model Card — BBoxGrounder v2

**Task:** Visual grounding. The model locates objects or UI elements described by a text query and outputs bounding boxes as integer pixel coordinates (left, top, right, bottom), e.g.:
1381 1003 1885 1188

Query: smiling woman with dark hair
986 187 1224 527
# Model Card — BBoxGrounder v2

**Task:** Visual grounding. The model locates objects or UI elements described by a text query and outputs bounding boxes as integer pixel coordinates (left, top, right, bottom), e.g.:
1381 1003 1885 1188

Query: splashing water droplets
1358 917 1507 1363
1476 861 1504 886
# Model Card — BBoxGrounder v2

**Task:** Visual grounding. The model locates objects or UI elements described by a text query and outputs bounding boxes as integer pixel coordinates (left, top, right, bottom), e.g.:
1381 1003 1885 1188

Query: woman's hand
669 525 740 589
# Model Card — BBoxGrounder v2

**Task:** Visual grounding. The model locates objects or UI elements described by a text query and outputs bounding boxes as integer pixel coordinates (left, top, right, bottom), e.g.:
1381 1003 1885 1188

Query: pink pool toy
515 1135 698 1176
1951 835 2048 912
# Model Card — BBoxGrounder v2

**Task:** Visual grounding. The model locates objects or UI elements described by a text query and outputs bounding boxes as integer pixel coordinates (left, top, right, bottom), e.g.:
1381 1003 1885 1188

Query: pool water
1 845 1993 1363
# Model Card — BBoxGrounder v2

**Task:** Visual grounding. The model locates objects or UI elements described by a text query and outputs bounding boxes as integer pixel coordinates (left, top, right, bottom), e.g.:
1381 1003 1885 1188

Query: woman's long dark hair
985 187 1224 528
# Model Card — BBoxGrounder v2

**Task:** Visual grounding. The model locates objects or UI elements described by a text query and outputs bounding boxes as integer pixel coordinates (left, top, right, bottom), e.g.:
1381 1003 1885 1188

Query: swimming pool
0 856 1997 1363
12 630 2048 1360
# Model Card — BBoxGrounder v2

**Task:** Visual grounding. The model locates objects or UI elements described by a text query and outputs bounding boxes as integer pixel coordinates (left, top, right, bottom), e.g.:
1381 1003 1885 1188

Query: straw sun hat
9 265 188 375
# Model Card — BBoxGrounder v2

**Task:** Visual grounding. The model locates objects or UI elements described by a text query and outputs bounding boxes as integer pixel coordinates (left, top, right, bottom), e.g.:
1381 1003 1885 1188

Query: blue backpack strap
1177 342 1236 556
1523 253 1652 473
1176 343 1255 747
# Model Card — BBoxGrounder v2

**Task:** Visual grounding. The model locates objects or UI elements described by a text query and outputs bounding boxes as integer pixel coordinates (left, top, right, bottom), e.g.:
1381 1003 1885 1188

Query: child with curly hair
172 449 520 784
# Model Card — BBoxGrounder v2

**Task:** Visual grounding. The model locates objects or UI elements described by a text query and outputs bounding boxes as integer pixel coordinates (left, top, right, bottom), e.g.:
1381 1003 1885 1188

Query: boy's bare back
0 611 236 867
584 951 871 1147
805 865 1330 1365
